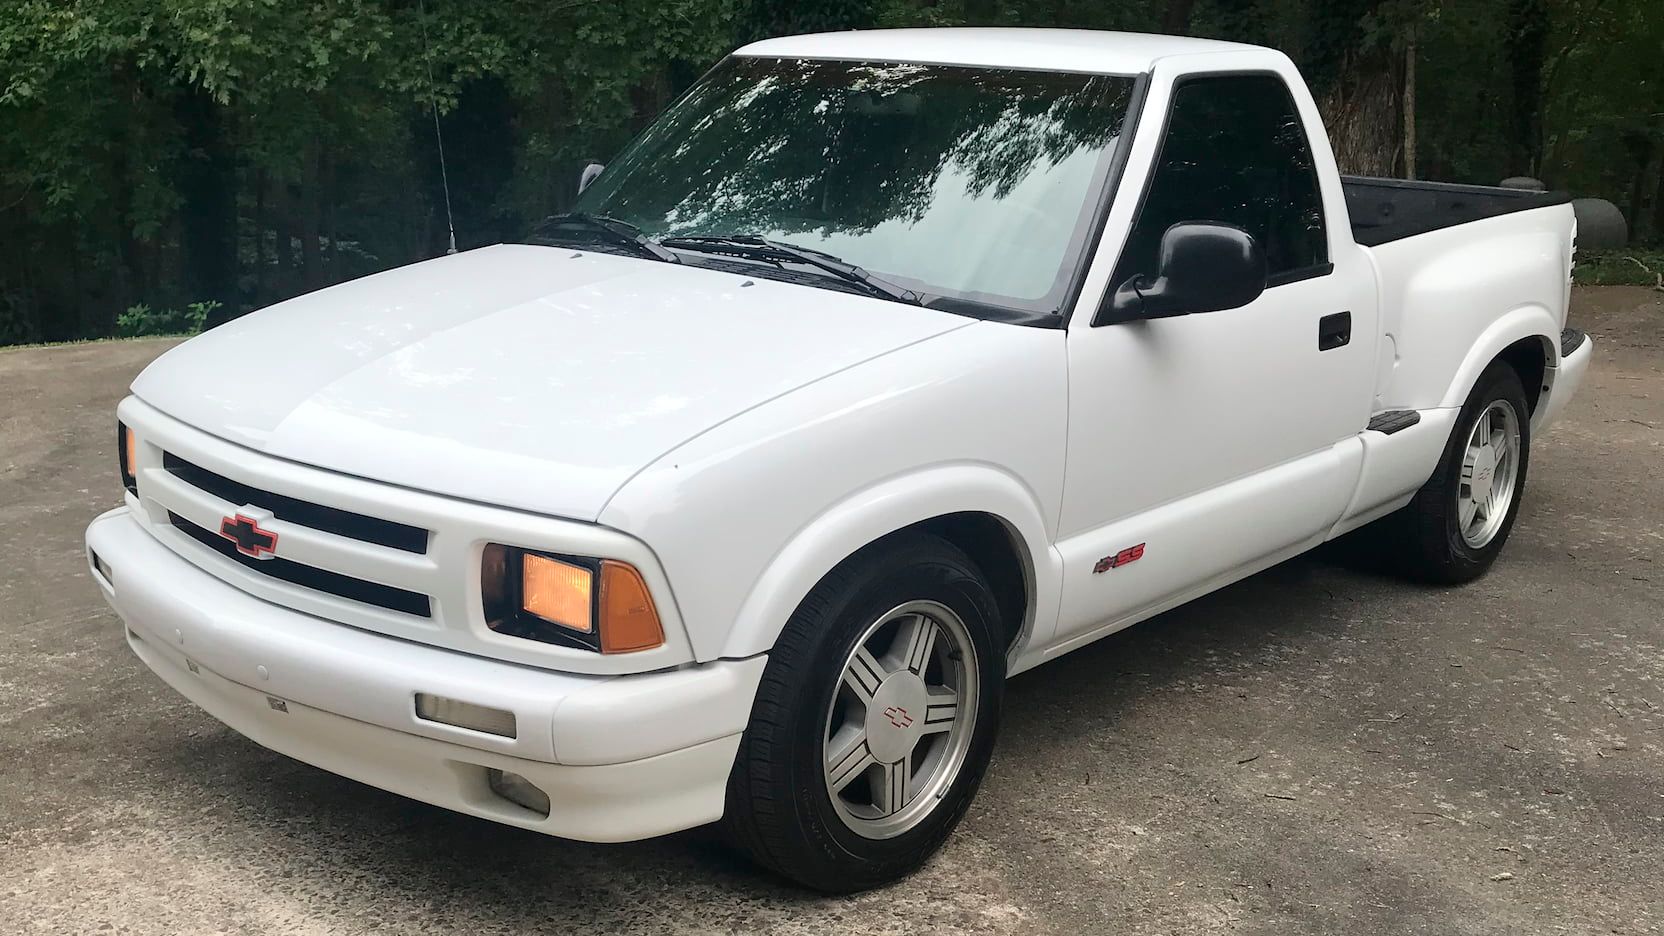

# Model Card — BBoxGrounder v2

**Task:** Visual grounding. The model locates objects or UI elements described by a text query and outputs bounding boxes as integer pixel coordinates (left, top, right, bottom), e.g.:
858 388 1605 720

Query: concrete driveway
2 288 1659 935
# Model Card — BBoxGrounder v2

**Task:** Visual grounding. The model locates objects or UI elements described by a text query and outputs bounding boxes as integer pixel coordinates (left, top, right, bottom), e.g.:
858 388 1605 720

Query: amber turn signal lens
520 553 593 633
598 560 664 653
118 422 138 494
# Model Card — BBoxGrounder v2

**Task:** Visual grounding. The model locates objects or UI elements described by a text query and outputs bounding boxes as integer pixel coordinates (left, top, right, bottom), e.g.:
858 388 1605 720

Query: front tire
1390 360 1532 584
722 533 1005 893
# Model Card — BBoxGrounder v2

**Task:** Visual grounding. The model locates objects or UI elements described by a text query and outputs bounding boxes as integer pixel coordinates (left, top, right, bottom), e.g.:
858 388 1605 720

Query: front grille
169 512 432 617
164 453 428 553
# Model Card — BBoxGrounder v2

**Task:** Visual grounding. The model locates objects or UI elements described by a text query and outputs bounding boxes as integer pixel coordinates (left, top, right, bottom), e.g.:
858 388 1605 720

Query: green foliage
1 0 1660 348
115 301 220 338
1572 250 1664 287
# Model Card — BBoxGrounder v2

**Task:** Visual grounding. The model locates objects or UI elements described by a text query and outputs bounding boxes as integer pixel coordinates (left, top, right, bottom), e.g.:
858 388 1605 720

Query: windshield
570 57 1137 315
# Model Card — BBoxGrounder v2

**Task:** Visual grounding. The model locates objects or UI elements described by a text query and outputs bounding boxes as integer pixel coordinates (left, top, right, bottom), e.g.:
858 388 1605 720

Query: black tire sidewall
750 537 1005 889
1437 363 1532 571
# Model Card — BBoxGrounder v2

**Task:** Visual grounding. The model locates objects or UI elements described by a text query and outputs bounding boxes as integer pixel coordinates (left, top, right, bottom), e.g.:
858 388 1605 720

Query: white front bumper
86 508 766 843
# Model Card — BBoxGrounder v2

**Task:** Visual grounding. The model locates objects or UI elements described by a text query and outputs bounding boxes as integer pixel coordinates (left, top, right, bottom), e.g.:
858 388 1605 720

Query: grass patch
0 335 185 354
1574 249 1664 287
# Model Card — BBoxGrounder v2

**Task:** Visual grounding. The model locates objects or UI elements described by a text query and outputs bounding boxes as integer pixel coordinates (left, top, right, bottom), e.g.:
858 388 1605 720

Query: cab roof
734 28 1264 75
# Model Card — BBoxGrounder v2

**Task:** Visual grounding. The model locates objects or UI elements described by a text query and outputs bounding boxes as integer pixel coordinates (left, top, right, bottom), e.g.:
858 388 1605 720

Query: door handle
1318 311 1351 351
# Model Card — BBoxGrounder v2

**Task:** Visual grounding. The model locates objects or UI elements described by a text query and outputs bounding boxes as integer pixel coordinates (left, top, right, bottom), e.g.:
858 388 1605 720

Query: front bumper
86 507 766 842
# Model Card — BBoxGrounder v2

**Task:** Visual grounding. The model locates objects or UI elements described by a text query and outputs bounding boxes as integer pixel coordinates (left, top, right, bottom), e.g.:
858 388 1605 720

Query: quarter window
1112 74 1327 288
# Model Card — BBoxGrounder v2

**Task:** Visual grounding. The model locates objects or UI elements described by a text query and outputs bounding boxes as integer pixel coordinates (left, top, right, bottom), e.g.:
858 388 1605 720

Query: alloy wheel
1458 399 1522 548
822 600 979 839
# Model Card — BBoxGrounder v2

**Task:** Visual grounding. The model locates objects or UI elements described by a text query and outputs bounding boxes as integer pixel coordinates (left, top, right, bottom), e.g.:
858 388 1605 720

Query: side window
1112 74 1327 289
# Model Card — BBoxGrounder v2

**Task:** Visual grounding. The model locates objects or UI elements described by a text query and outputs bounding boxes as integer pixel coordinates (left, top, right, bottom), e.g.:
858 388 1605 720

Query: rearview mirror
578 161 605 196
1095 222 1266 326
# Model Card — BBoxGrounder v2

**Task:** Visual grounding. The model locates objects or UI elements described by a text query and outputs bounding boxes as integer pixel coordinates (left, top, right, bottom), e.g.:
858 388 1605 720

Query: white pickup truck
87 29 1592 891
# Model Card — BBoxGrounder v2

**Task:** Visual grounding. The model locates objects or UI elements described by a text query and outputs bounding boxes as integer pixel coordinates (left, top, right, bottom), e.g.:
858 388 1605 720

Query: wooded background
2 0 1659 345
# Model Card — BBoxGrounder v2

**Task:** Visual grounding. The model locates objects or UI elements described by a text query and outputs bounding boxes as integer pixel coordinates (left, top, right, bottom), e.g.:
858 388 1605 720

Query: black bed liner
1343 176 1572 247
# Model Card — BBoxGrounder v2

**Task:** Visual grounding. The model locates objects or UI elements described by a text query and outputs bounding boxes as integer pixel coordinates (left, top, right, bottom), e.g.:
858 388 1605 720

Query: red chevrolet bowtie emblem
220 512 279 559
884 706 914 729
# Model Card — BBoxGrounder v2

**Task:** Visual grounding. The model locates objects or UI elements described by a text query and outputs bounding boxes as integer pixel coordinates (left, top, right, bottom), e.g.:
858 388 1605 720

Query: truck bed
1343 176 1572 247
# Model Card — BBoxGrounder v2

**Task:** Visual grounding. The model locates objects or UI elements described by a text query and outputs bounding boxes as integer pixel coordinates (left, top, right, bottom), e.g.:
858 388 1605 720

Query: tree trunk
254 169 268 304
1160 0 1197 34
1305 0 1403 177
743 0 879 42
1319 66 1402 176
1506 0 1550 177
1403 23 1417 180
299 144 323 292
964 0 1000 26
276 183 297 296
172 85 237 311
320 150 339 284
109 59 142 320
1650 141 1664 243
111 148 138 319
1624 133 1654 241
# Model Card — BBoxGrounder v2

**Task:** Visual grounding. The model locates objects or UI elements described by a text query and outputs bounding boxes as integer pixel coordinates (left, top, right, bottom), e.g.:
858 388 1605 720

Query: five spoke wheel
823 600 978 839
1457 399 1521 549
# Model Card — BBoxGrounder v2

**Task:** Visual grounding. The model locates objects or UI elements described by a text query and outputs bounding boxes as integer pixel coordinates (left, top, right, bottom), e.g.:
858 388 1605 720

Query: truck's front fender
717 462 1061 663
597 322 1069 666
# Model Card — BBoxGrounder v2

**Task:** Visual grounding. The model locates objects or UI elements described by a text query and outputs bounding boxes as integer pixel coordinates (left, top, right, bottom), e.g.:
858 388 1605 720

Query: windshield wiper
527 213 680 264
659 235 921 305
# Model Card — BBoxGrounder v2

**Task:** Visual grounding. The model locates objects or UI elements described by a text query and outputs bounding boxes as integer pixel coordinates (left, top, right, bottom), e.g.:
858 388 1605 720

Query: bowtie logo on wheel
219 508 279 559
883 705 914 729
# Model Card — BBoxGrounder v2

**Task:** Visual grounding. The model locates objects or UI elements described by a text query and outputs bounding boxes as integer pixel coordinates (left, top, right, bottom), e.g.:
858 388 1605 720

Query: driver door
1050 71 1378 651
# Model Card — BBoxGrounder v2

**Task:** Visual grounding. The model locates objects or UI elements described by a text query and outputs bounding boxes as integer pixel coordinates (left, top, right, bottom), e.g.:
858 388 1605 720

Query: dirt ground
1 287 1659 935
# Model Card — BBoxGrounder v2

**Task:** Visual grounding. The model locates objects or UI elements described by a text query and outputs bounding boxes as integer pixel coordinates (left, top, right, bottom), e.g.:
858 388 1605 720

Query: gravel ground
1 287 1660 935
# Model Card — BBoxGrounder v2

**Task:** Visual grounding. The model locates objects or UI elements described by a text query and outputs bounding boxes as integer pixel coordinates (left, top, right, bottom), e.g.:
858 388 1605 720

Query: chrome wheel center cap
865 672 928 764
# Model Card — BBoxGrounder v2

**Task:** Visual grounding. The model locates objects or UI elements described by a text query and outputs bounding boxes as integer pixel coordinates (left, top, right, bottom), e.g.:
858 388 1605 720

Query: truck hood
132 244 970 520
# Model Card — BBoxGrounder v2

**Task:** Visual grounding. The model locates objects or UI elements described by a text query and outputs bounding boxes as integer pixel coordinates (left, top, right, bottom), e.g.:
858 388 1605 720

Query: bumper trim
1538 329 1594 432
129 622 740 841
88 507 765 842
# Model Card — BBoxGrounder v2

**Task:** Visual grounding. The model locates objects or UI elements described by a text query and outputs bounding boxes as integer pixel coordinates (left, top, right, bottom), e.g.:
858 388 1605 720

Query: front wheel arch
718 465 1055 662
721 531 1007 892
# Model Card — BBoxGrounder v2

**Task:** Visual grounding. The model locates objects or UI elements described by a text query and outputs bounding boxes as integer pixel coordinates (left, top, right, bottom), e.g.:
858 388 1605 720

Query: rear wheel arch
1437 306 1558 413
1497 334 1552 416
1378 359 1532 584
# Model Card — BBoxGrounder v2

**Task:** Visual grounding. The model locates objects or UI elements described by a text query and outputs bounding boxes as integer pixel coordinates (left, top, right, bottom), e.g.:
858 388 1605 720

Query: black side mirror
1095 222 1267 326
578 161 605 196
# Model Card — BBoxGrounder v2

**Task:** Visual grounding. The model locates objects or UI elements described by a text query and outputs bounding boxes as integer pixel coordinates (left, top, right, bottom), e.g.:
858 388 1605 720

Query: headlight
521 552 595 634
481 545 665 654
118 422 138 495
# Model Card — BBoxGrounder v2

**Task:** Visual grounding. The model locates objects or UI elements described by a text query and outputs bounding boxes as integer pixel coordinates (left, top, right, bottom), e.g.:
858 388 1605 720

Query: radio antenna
417 0 458 254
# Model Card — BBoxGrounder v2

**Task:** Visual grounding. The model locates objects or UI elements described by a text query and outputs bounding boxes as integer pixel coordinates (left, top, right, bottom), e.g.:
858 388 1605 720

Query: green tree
2 0 1660 347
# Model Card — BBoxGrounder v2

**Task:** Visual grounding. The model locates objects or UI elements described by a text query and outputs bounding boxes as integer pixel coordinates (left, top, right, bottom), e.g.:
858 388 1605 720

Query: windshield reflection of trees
584 60 1133 239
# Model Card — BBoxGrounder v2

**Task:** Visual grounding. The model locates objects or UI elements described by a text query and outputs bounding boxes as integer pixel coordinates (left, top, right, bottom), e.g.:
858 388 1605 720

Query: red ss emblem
1093 543 1145 574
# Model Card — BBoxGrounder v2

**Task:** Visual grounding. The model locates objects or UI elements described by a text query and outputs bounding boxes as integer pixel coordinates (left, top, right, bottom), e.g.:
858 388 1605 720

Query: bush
1572 250 1664 287
0 294 39 346
115 301 220 338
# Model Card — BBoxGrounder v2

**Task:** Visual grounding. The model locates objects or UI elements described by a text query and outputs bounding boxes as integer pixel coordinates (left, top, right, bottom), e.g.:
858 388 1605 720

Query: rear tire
1386 360 1532 584
722 532 1005 893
